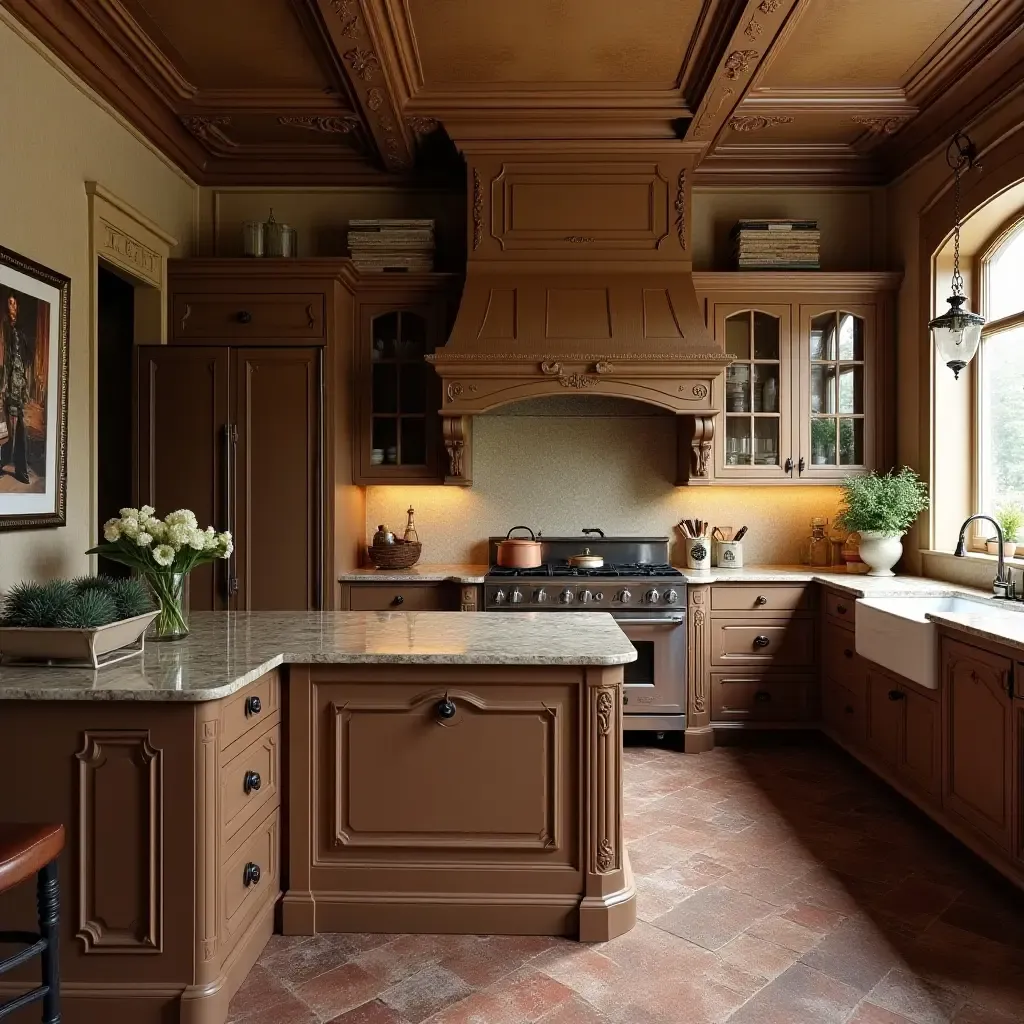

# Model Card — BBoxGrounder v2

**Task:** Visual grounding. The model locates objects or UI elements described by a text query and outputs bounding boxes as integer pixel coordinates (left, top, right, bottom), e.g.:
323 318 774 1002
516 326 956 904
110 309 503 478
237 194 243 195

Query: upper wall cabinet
353 274 461 486
694 273 901 486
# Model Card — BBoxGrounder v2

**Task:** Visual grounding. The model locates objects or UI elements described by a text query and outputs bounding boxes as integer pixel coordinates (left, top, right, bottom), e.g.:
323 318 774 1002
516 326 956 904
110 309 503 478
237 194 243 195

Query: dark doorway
97 265 135 577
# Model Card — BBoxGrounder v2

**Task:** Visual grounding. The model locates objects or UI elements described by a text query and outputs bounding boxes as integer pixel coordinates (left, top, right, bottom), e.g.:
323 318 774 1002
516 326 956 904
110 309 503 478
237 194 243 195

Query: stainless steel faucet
954 515 1011 597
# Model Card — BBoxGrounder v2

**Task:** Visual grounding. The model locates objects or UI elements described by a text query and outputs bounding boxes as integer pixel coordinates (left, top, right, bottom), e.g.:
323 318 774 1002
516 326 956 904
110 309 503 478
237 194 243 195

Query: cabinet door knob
887 689 905 701
798 456 806 474
844 705 854 714
753 635 770 648
756 595 768 606
784 457 794 474
844 648 854 659
245 695 262 716
754 690 772 703
243 770 262 795
243 862 261 887
622 694 629 705
237 310 252 324
391 595 405 606
436 695 457 721
837 603 848 614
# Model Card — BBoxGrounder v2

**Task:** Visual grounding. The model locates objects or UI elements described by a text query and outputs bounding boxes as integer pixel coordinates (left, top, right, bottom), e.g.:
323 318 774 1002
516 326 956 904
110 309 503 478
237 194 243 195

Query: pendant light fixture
929 132 984 379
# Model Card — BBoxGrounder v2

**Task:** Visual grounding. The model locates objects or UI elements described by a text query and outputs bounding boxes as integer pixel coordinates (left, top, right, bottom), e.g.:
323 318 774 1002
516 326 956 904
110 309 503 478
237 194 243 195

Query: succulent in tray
0 576 153 629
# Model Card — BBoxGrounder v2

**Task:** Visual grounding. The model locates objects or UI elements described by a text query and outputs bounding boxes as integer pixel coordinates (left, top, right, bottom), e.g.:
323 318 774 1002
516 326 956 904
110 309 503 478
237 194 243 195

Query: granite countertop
677 564 988 598
0 611 637 702
339 564 489 583
925 606 1024 653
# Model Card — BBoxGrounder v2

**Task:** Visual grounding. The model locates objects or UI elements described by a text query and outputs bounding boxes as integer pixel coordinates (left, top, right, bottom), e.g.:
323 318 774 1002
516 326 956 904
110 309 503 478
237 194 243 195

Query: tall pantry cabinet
134 261 359 611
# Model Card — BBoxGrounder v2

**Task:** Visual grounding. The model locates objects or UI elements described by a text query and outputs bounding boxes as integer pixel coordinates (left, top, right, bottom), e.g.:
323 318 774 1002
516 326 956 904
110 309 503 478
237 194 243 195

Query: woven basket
367 541 422 569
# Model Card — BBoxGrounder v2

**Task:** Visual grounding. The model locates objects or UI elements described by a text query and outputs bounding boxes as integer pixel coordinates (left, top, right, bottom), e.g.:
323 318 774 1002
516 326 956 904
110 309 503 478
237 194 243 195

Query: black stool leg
36 860 59 1024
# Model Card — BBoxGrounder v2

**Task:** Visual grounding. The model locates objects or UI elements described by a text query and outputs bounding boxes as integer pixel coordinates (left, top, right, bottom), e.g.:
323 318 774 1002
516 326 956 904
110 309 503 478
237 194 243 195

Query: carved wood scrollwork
558 374 598 390
594 362 614 375
540 361 562 376
472 170 483 250
689 589 708 715
597 690 614 735
690 416 715 478
591 685 619 875
674 170 686 249
442 416 470 482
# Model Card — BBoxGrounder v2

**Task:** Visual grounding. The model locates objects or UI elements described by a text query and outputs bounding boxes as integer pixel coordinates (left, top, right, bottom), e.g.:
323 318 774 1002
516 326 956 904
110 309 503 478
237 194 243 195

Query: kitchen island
0 611 636 1024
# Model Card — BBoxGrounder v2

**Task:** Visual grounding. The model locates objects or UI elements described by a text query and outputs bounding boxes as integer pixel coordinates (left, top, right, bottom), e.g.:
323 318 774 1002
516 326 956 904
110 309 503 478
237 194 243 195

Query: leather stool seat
0 825 64 895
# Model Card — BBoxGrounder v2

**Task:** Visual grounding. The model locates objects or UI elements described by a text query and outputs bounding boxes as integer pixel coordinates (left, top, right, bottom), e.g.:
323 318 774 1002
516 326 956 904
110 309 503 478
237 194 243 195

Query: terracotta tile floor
228 739 1024 1023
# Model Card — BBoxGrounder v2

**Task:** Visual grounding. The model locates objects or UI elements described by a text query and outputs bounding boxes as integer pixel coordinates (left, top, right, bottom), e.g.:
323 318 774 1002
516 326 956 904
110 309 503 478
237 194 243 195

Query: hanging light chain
951 154 964 298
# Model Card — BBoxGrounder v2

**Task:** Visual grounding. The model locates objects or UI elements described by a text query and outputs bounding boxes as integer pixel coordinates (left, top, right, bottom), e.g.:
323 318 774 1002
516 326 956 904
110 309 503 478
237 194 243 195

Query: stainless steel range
485 533 686 732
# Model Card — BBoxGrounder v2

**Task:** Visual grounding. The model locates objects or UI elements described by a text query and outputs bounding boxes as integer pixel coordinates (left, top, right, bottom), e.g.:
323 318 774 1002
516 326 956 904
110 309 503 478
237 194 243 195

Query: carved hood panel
427 144 731 483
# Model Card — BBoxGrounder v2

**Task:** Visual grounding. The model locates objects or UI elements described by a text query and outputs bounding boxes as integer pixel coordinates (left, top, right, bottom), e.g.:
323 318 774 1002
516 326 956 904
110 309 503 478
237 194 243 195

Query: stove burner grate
488 562 682 579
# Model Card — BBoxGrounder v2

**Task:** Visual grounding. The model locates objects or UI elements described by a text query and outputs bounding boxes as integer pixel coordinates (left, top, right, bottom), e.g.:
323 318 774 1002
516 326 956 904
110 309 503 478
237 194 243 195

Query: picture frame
0 244 70 530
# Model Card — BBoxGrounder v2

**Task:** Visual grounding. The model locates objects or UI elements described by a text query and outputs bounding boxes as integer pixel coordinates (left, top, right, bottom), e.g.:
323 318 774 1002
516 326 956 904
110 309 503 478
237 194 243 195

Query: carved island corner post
685 585 714 752
579 666 636 941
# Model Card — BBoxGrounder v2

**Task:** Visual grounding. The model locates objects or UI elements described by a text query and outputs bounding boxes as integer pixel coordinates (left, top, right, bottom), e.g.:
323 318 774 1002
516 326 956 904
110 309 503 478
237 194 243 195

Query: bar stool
0 824 64 1023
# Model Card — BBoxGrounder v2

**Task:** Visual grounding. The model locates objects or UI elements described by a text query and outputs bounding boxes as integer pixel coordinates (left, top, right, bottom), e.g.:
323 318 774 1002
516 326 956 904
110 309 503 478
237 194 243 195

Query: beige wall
366 401 840 565
0 12 197 591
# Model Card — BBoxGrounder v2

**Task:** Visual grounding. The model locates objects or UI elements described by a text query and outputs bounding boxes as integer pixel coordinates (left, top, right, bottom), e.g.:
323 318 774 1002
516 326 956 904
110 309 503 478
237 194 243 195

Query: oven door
614 614 686 724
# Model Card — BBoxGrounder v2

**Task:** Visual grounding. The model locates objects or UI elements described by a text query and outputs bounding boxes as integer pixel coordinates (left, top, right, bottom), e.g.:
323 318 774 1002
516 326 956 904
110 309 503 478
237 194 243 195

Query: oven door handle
615 616 685 626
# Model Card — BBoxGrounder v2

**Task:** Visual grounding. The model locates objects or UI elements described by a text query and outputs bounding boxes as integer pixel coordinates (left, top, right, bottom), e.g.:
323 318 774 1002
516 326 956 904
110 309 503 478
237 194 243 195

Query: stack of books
731 219 820 270
347 219 435 272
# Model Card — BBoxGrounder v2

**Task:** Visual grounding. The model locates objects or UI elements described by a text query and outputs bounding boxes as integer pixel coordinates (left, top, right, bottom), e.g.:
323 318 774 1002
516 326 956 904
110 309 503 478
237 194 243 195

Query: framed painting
0 244 70 530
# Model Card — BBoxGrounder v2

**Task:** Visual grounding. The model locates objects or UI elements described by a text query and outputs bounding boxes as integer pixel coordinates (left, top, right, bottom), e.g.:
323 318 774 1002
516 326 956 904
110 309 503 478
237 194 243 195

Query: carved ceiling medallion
277 115 360 134
723 50 759 80
344 48 380 81
728 115 794 132
366 88 385 112
758 0 781 12
744 18 763 41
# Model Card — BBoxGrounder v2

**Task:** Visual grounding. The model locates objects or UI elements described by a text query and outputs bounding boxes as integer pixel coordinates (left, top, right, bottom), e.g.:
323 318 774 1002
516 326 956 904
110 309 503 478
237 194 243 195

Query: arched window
977 217 1024 525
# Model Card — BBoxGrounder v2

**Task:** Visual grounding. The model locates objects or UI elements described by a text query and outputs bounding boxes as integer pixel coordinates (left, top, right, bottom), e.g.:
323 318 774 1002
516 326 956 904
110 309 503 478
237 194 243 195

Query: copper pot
568 548 604 570
496 526 542 568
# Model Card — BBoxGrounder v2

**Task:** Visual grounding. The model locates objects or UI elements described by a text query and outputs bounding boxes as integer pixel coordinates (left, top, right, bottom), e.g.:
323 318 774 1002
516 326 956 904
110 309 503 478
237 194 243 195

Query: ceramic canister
715 541 744 568
685 536 711 571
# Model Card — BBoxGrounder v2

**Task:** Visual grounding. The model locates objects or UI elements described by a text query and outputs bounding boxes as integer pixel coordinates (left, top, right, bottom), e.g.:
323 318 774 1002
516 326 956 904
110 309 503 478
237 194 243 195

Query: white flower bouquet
87 507 232 640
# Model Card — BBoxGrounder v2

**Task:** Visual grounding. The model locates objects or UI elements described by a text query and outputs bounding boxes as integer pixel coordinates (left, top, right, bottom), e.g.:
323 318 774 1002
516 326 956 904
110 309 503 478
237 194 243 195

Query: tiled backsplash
366 404 841 565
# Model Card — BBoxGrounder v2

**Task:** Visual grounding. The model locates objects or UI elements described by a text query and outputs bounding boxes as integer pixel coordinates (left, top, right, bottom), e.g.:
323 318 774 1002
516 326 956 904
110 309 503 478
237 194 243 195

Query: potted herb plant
834 468 929 577
992 503 1024 557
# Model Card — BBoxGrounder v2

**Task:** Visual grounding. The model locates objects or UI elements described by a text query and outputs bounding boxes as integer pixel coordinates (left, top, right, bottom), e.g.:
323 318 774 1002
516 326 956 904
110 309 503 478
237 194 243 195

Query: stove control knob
579 590 593 605
664 589 679 604
511 588 524 605
644 589 660 604
559 588 574 604
493 589 507 605
534 588 548 603
617 589 632 604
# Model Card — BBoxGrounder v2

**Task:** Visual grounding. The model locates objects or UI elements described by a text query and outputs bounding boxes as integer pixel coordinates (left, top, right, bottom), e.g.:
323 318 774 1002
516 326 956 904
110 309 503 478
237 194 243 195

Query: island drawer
710 619 815 667
221 671 280 755
711 585 810 614
711 672 814 722
825 590 856 626
221 723 280 849
346 583 449 611
172 292 326 340
223 808 279 947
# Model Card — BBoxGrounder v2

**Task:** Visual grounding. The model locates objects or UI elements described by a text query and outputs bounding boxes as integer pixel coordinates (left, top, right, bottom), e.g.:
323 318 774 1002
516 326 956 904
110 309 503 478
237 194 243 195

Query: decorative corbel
677 415 716 485
442 415 472 486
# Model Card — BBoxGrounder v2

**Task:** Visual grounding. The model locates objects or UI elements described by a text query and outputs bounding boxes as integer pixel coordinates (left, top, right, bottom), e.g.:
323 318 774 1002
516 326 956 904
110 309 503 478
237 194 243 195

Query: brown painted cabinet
941 636 1015 853
353 275 460 485
135 345 324 610
694 274 900 484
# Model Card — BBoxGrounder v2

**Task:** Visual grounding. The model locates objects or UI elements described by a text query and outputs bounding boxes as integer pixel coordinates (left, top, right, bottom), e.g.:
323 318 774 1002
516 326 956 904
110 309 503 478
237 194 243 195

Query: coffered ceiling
4 0 1022 185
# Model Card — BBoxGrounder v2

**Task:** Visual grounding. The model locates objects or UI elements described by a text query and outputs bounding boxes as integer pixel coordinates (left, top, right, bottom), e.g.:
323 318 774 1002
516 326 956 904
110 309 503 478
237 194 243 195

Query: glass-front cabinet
702 277 894 484
799 305 876 481
355 284 451 484
713 304 793 481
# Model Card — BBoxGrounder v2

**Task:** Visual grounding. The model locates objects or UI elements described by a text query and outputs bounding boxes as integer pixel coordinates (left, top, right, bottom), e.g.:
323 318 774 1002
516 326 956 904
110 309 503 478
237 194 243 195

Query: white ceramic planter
857 531 904 577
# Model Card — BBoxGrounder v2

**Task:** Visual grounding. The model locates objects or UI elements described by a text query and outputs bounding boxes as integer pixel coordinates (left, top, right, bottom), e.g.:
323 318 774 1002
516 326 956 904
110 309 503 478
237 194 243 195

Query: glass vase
147 572 190 641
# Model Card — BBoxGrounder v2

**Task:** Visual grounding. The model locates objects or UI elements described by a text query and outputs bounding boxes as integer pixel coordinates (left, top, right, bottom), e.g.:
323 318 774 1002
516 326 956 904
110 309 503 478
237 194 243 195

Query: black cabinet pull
237 310 252 324
436 695 456 721
837 603 848 614
753 635 770 648
622 694 629 705
844 705 854 714
243 862 261 887
754 690 772 703
391 595 405 606
243 770 262 795
798 456 806 474
756 595 768 606
245 695 262 717
784 457 794 475
844 648 854 659
887 690 905 701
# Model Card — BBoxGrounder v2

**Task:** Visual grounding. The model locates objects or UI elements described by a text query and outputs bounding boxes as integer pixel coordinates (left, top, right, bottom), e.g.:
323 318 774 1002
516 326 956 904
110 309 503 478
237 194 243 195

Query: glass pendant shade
930 295 984 379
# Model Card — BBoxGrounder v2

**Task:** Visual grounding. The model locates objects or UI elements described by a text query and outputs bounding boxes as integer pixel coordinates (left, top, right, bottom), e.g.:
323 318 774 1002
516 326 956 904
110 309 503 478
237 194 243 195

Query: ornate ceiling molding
850 115 911 136
278 114 361 133
727 114 794 132
181 115 234 149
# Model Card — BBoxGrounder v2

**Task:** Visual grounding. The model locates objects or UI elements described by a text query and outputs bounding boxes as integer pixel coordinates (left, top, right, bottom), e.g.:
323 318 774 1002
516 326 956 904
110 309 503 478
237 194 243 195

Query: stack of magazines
731 219 819 270
347 219 434 272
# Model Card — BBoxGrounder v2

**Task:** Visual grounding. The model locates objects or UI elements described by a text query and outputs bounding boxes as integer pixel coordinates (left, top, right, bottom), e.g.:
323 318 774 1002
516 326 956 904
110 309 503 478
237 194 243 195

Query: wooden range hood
428 142 731 485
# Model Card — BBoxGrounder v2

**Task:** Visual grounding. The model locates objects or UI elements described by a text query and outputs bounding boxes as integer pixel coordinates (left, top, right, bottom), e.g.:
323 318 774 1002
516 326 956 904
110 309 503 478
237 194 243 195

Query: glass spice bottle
807 517 830 567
